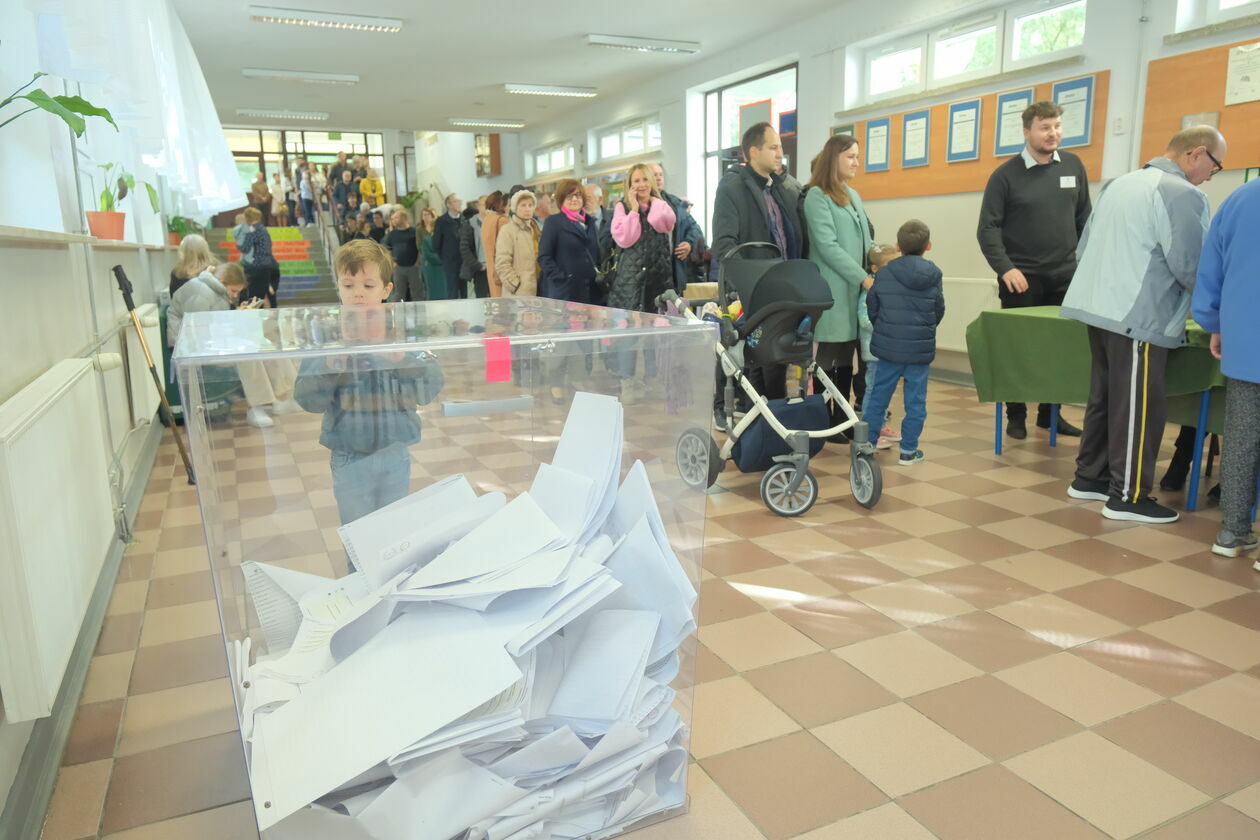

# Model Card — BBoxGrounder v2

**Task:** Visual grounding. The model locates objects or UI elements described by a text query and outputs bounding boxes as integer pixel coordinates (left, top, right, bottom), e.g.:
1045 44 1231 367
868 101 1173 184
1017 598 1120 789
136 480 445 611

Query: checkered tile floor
41 380 1260 840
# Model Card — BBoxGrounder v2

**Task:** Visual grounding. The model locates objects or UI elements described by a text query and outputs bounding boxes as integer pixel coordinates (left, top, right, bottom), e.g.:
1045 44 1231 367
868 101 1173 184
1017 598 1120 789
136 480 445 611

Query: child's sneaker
899 449 925 466
271 397 302 415
1213 529 1259 558
246 406 274 428
879 424 900 442
875 436 893 450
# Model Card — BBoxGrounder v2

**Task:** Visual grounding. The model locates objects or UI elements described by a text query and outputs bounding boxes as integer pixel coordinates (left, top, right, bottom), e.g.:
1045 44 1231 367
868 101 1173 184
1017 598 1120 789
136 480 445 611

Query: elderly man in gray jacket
1060 125 1227 524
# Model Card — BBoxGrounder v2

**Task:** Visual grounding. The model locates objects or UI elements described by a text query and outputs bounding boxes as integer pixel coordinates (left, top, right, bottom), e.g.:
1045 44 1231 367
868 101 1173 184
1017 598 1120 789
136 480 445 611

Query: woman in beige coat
481 191 510 296
495 190 540 296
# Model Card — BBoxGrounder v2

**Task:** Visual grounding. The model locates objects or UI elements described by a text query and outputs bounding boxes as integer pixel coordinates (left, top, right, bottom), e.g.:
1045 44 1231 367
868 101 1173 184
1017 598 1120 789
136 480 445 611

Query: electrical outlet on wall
1113 117 1126 135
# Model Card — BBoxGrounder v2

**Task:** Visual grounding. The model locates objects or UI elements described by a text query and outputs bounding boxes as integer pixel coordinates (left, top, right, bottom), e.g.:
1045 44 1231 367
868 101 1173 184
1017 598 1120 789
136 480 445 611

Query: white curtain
30 0 239 215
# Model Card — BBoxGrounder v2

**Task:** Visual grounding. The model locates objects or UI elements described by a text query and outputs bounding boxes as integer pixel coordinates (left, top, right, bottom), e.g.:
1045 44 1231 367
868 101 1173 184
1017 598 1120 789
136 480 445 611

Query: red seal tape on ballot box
482 335 512 383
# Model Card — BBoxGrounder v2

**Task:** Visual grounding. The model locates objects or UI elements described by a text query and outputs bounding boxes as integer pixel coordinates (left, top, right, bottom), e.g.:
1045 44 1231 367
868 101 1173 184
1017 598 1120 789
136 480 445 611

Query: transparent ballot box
172 297 715 840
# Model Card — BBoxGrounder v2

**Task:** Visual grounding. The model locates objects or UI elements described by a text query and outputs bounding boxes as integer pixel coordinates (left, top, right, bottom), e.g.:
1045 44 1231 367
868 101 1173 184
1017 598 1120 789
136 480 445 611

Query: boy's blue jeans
330 443 412 528
862 362 929 453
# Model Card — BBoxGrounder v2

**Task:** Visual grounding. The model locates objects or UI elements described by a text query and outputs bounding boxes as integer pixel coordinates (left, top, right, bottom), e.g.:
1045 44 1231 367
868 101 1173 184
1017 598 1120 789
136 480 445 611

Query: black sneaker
1067 478 1110 502
899 449 925 466
1102 496 1179 524
1007 419 1027 440
713 408 728 433
1038 416 1082 437
1208 484 1221 504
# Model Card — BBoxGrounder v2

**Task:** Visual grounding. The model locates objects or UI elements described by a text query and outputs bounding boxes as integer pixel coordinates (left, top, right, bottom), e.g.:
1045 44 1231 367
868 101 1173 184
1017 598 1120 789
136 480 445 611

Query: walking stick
112 265 196 485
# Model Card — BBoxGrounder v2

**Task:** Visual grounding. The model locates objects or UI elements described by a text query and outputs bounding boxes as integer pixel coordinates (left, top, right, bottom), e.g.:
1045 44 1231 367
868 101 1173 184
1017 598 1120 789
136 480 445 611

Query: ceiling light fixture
504 83 598 98
586 34 700 54
248 6 402 33
449 118 526 129
242 68 360 85
236 108 329 121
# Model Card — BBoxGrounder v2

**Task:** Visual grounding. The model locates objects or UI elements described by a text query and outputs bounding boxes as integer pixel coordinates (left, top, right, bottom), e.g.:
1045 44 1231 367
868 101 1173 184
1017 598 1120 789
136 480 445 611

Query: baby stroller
669 243 882 516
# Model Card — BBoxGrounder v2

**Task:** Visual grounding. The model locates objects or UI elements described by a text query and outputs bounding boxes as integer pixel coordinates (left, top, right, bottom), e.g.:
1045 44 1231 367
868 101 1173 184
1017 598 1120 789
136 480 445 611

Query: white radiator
939 276 1001 353
125 304 163 423
0 360 115 722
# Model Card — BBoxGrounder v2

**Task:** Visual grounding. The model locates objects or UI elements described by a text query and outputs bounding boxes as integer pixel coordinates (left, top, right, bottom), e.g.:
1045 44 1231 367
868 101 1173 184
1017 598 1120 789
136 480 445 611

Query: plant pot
167 231 181 246
86 211 125 241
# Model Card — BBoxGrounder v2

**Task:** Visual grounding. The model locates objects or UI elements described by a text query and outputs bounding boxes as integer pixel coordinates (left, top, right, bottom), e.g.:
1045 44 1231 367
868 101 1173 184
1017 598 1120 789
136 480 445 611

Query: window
1177 0 1260 31
931 17 1000 84
868 41 924 98
530 142 576 176
1008 0 1086 66
590 115 663 165
599 131 621 160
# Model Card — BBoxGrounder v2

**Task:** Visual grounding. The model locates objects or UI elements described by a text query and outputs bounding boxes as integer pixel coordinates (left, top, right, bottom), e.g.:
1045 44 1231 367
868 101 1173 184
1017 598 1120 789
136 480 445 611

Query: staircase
206 225 337 305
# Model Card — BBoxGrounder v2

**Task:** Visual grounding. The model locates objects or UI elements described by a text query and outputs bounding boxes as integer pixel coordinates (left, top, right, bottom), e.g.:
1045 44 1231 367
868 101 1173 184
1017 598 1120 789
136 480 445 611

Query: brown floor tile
932 454 1009 475
1204 592 1260 631
927 498 1021 527
63 699 125 766
117 679 238 756
744 652 896 728
95 612 144 656
1074 630 1233 696
916 611 1056 672
794 552 908 592
1095 701 1260 797
145 570 215 609
702 731 886 839
98 800 260 840
932 473 1014 498
709 511 805 539
699 578 765 626
810 520 909 550
100 733 252 834
115 553 154 583
926 528 1026 562
156 523 210 551
772 595 904 649
919 564 1041 609
909 675 1080 760
42 759 113 840
1173 552 1260 591
694 641 736 683
1138 803 1260 839
1056 578 1191 627
1044 538 1159 576
899 764 1108 840
702 540 788 577
1033 504 1139 538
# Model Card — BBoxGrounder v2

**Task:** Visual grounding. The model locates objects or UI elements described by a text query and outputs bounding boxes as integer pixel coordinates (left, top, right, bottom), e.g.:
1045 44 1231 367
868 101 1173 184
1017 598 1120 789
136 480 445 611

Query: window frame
590 114 663 166
927 13 1003 88
1004 0 1088 72
864 33 928 103
1208 0 1260 23
529 141 576 177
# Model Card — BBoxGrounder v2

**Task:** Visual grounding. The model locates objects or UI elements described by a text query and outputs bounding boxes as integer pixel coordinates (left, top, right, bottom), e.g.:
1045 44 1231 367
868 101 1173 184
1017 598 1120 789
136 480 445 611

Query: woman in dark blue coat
538 179 601 304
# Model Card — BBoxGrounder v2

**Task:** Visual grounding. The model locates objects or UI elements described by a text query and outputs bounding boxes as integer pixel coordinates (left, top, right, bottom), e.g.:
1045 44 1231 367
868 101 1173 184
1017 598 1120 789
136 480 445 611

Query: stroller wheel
676 428 722 489
850 452 882 509
760 463 818 517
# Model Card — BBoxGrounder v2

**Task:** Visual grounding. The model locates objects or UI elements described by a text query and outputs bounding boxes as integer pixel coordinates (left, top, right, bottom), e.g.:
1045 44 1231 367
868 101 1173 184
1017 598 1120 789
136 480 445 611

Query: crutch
112 265 195 485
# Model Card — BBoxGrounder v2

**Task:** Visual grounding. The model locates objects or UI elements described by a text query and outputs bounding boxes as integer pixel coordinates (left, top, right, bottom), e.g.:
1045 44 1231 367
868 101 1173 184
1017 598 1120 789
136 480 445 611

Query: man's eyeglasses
1205 148 1224 175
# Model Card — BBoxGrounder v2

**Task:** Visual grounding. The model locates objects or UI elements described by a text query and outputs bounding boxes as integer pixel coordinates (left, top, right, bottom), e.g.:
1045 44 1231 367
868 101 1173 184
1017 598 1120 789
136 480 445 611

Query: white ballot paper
548 610 659 735
250 607 522 830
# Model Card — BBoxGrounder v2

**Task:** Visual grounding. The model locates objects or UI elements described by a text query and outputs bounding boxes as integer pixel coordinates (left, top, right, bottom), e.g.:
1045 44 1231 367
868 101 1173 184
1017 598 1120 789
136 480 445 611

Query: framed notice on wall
865 117 891 173
995 88 1034 157
1052 75 1095 149
946 99 981 163
901 110 930 169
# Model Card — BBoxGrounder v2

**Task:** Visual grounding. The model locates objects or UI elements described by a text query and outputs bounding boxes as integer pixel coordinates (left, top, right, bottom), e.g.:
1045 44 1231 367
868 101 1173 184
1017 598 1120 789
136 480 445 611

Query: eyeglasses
1205 148 1223 175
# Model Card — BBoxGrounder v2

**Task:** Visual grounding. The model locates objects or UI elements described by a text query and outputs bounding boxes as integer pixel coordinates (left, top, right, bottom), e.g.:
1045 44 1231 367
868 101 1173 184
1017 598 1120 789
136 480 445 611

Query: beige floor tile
137 600 222 648
985 551 1102 592
1005 731 1209 839
871 507 965 538
100 800 258 840
835 631 981 698
772 596 905 650
815 703 987 797
849 579 975 627
117 678 238 756
1176 673 1260 741
916 611 1057 672
750 528 850 562
979 517 1080 550
151 547 211 578
1138 802 1260 840
1072 630 1232 696
989 594 1128 649
794 803 936 840
880 482 966 508
81 650 137 704
42 759 112 840
978 488 1068 516
974 466 1055 488
996 651 1161 726
618 766 766 840
1226 780 1260 821
690 676 801 759
160 505 204 528
107 580 150 617
698 612 822 671
1096 527 1205 562
726 565 841 610
860 538 972 577
1117 562 1249 609
239 509 319 542
1143 611 1260 671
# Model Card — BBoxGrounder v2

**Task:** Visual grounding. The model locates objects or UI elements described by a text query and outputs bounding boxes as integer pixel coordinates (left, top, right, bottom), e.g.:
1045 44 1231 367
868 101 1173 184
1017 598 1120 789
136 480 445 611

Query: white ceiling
171 0 837 132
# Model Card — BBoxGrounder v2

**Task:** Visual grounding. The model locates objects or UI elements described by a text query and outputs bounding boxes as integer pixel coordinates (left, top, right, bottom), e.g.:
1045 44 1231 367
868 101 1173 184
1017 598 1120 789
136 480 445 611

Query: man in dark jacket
459 203 490 298
650 163 704 292
861 220 945 467
432 193 465 298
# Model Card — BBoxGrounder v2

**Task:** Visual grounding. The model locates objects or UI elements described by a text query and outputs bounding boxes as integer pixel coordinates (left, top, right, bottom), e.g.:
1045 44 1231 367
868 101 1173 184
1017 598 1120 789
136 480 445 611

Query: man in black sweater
977 100 1091 440
432 193 466 299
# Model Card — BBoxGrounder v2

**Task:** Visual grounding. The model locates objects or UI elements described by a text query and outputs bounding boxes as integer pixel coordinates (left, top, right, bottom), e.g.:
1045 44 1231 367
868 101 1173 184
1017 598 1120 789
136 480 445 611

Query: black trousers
446 262 467 299
814 340 866 414
999 272 1070 422
471 268 489 299
245 262 280 307
1075 326 1169 502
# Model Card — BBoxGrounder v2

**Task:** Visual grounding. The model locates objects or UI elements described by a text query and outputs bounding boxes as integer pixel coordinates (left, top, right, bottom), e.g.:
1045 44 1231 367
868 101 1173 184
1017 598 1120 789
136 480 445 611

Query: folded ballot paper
240 392 700 839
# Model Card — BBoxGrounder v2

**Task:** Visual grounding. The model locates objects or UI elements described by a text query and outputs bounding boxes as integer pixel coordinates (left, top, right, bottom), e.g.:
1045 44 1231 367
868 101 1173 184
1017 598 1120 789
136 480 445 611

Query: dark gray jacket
710 165 802 264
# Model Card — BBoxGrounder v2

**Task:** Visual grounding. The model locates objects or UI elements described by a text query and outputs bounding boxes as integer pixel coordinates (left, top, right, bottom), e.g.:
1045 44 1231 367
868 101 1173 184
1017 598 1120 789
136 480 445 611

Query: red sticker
483 335 512 383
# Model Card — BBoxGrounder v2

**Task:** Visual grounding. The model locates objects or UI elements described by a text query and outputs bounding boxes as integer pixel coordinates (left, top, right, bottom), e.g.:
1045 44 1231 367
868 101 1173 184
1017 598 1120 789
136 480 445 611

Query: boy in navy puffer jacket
860 220 945 466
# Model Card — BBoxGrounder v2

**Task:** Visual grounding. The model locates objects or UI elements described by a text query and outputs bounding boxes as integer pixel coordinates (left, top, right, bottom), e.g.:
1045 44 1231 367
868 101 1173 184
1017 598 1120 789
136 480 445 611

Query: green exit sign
328 131 342 140
1245 167 1259 182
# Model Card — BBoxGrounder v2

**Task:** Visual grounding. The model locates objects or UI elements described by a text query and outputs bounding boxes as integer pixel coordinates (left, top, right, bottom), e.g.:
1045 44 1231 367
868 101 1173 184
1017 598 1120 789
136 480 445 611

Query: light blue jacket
804 185 873 343
1061 157 1210 348
1192 178 1260 384
857 288 874 362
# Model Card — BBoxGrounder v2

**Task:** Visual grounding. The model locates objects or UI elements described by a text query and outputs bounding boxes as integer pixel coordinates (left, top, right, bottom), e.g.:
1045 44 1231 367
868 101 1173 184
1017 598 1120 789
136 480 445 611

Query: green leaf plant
0 71 117 138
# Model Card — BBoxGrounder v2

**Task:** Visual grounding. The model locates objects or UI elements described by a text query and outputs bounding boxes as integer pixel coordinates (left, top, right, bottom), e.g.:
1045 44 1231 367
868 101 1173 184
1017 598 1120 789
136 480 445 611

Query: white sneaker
246 406 274 428
271 397 302 415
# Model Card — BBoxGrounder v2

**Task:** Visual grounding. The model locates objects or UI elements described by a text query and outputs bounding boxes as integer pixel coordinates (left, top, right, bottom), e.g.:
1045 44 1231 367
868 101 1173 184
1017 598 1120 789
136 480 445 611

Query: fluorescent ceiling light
248 6 402 33
236 108 329 121
449 118 526 129
242 68 359 85
504 83 597 98
586 34 699 54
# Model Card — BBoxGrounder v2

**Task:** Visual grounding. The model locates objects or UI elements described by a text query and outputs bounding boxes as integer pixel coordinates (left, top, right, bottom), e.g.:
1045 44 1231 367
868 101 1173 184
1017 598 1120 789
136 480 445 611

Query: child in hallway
295 240 445 532
858 244 900 449
860 220 945 466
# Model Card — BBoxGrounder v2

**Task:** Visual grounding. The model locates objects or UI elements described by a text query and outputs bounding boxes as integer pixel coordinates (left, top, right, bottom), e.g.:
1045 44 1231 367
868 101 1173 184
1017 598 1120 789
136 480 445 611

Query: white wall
1 7 65 232
412 131 524 209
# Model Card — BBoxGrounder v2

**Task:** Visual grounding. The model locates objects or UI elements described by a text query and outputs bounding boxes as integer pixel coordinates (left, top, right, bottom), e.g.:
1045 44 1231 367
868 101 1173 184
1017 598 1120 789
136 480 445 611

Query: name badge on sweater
1060 175 1077 188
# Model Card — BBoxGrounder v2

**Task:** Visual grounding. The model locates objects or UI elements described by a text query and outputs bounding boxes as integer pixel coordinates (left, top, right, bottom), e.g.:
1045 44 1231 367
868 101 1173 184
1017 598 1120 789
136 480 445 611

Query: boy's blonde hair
334 238 393 285
215 261 246 288
243 207 263 224
868 244 897 269
174 234 214 278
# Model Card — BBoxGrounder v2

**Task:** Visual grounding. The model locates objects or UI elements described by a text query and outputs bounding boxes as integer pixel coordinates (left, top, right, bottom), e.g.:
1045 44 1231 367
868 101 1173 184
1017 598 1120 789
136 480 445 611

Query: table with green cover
965 306 1224 508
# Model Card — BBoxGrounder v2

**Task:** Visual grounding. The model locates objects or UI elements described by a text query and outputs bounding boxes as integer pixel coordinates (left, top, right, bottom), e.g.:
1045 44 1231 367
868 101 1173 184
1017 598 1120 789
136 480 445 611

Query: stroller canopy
744 259 834 318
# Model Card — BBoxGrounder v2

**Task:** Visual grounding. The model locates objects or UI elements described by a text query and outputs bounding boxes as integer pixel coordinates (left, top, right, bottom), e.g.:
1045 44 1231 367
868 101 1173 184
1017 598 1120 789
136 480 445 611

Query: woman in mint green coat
804 133 874 418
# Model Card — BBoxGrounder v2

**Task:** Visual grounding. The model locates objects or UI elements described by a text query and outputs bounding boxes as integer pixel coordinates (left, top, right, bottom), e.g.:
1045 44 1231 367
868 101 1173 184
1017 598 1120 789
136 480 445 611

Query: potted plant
166 215 201 246
399 189 427 212
87 162 159 241
0 69 116 138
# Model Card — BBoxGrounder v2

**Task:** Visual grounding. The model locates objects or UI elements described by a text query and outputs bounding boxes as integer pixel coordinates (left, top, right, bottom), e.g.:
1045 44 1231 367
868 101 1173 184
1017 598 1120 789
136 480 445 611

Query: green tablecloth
966 306 1225 433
